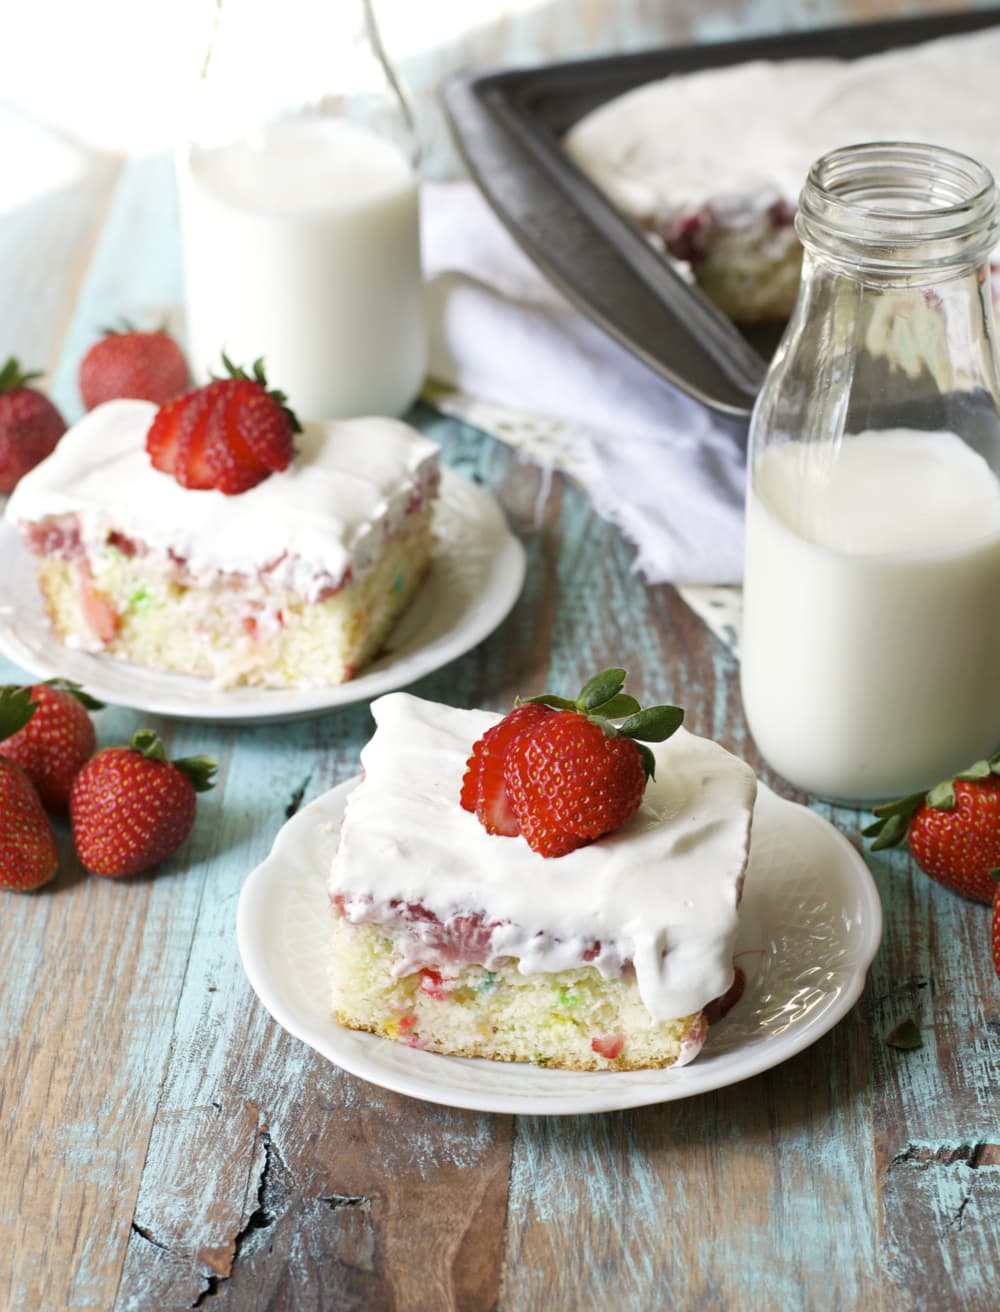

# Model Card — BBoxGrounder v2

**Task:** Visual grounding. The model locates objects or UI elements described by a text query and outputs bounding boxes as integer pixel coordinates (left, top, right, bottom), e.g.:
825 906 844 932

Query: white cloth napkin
420 180 750 584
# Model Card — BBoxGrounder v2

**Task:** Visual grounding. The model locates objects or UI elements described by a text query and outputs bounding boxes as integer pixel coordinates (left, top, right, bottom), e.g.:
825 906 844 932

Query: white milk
740 429 1000 800
177 117 426 421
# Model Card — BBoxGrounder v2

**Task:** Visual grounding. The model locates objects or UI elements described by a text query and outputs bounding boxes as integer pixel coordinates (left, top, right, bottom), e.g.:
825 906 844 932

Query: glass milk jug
740 142 1000 802
176 0 426 422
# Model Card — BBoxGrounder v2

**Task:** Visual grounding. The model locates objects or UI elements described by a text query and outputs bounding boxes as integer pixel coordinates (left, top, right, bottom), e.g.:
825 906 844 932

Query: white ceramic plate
0 469 525 723
236 779 883 1115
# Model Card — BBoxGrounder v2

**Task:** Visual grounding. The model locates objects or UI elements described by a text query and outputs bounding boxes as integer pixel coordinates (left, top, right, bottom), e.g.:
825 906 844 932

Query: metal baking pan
443 10 1000 417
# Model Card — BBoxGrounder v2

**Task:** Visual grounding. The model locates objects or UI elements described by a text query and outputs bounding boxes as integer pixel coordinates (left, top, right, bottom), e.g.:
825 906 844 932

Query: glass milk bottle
177 0 426 421
740 142 1000 802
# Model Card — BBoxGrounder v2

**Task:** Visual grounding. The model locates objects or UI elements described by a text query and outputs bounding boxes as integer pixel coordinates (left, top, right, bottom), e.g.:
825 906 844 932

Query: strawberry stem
0 685 36 742
128 729 217 791
173 755 218 793
0 356 43 392
864 751 1000 849
523 667 684 779
41 677 105 711
216 353 302 434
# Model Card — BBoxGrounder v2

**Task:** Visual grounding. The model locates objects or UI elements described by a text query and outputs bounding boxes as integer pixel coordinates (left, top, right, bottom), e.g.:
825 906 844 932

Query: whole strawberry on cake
5 357 439 689
329 671 757 1071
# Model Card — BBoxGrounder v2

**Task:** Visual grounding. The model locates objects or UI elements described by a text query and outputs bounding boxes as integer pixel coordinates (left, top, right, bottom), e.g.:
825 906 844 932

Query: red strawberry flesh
460 703 554 836
145 363 296 495
503 711 647 857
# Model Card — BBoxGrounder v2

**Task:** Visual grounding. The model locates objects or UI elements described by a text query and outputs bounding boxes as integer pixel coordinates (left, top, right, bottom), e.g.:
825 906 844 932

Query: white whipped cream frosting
565 27 1000 220
330 692 757 1021
5 399 439 598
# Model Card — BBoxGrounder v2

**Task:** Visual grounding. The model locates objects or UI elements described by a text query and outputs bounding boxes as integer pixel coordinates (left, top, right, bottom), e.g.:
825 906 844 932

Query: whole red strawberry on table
0 679 104 811
146 354 299 494
71 730 217 878
461 668 684 858
0 686 59 890
78 322 190 410
864 755 1000 982
0 675 217 888
0 357 67 492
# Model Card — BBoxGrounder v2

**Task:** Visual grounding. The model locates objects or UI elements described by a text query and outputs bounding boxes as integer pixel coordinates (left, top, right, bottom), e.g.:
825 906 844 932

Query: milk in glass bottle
177 0 425 421
740 142 1000 801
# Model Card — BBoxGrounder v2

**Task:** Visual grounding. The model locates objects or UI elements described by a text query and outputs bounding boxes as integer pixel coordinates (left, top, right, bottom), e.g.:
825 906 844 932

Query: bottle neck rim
796 141 999 274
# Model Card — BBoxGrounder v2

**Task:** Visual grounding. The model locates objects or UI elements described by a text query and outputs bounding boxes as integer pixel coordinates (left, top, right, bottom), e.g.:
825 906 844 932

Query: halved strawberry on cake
5 358 439 689
329 671 756 1071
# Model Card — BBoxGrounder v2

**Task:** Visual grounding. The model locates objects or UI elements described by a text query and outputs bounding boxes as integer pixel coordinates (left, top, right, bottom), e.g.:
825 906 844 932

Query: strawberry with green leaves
866 757 1000 985
0 686 59 891
70 730 217 878
864 755 1000 905
0 679 103 812
461 669 684 858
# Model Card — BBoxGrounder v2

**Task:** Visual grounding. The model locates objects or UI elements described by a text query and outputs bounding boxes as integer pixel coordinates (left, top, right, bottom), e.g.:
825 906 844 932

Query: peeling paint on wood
3 3 1000 1310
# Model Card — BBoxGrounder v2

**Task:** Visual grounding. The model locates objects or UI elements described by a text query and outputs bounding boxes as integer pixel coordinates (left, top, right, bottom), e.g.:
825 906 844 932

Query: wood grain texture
4 2 1000 1309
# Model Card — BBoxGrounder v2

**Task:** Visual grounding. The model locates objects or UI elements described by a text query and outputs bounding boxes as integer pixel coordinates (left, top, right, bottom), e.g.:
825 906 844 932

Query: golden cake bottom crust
330 918 707 1072
30 506 434 689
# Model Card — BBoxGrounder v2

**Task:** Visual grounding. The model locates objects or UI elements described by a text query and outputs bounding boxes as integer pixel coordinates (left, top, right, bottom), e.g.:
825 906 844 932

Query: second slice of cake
6 397 439 689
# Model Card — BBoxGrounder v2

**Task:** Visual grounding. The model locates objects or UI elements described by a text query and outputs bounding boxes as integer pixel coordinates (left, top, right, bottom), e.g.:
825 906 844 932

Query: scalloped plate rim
236 778 883 1115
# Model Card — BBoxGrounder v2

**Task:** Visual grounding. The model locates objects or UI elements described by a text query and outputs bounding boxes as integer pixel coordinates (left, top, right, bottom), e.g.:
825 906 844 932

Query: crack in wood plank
285 773 313 820
320 1194 373 1210
191 1132 292 1307
890 1142 1000 1169
947 1193 974 1233
130 1221 171 1254
870 975 931 1007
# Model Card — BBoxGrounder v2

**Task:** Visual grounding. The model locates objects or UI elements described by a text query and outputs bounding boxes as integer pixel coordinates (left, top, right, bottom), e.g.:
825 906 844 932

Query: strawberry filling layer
333 892 622 980
19 511 359 599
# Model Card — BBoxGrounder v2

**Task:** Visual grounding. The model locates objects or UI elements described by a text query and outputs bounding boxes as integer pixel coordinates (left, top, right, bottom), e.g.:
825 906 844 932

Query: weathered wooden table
3 4 999 1310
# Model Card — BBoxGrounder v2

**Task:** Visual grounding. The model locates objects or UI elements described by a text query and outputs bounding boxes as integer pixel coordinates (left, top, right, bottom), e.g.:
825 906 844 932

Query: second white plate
237 779 883 1116
0 468 526 723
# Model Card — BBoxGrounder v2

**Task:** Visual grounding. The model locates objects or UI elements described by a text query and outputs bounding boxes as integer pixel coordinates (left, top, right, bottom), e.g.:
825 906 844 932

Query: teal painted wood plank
3 4 1000 1308
0 693 235 1309
113 423 528 1310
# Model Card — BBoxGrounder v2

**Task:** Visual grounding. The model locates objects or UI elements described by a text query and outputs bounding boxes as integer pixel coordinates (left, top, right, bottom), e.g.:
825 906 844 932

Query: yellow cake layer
330 917 705 1072
35 505 434 689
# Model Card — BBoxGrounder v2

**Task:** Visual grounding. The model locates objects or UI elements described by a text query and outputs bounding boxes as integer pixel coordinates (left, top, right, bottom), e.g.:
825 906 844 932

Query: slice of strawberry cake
329 672 756 1071
564 26 1000 326
5 362 439 689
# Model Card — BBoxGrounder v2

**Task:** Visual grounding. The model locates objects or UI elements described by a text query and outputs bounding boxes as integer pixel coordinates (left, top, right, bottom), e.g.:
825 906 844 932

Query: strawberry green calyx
0 357 43 393
98 318 136 337
863 752 1000 851
0 685 36 743
215 353 302 434
885 1018 923 1050
522 667 684 779
39 678 105 711
97 318 174 339
129 729 218 792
